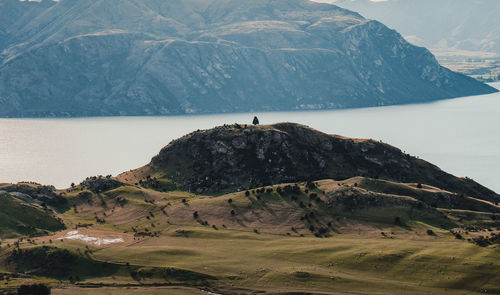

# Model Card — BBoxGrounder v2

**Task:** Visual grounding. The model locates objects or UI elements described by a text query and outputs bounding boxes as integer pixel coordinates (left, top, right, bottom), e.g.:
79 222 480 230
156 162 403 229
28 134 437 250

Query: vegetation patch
0 193 65 238
127 266 216 285
80 176 123 193
0 183 68 210
7 246 119 280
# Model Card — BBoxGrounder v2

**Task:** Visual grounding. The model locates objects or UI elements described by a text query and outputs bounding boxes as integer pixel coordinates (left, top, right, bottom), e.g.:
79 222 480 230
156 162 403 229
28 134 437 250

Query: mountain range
327 0 500 53
0 0 496 117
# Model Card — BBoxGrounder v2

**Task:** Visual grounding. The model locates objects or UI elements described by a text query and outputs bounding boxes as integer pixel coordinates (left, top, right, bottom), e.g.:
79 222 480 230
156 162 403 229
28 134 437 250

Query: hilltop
0 0 496 117
0 123 498 294
120 123 499 203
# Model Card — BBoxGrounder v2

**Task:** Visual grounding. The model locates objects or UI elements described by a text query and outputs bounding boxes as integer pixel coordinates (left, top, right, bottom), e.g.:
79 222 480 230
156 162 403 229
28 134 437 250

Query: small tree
252 116 260 125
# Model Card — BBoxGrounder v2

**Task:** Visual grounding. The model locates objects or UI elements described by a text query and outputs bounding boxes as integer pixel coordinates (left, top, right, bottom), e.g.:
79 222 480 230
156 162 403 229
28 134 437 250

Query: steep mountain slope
120 123 500 205
0 0 496 117
0 0 57 51
327 0 500 53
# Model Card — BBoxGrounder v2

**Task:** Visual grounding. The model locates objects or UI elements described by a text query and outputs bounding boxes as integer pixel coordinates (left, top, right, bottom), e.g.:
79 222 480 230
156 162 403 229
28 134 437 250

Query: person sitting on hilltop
253 116 260 125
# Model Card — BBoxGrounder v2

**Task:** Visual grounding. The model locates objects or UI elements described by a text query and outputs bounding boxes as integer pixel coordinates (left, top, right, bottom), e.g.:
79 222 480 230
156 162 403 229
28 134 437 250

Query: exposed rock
0 183 67 208
124 123 500 204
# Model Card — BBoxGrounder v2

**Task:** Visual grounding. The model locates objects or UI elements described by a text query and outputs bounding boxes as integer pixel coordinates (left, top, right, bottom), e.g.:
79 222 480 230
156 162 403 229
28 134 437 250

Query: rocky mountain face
327 0 500 53
122 123 500 205
0 0 496 117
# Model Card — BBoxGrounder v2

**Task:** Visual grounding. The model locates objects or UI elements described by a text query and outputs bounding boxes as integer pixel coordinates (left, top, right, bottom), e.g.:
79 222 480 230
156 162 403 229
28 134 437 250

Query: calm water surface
1 83 499 192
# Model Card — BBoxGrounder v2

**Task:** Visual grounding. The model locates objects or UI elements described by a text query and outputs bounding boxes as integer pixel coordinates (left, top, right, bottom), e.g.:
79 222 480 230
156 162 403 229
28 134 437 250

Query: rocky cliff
0 0 496 117
120 123 500 205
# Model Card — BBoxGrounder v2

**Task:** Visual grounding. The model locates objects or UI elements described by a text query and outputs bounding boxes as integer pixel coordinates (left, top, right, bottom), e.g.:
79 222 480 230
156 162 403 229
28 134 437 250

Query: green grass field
0 179 498 294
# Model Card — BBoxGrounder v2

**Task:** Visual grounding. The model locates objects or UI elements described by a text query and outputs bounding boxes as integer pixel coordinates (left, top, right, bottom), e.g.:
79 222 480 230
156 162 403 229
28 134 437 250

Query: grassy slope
0 180 498 294
2 227 498 295
0 192 65 238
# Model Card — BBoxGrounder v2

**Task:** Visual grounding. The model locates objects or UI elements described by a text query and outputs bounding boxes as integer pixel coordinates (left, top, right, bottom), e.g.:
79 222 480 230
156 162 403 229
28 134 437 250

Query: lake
1 83 499 192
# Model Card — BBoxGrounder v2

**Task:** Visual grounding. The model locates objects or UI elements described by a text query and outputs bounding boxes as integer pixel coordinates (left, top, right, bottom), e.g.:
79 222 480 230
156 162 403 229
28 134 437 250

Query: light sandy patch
57 230 125 246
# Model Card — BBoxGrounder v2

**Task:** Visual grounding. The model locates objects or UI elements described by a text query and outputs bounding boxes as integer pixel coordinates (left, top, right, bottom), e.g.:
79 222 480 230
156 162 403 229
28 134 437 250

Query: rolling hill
120 123 500 203
0 188 65 238
0 123 499 294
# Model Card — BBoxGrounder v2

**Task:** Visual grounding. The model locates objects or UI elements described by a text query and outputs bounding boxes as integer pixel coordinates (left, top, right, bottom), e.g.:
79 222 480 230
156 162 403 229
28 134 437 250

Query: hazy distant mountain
0 0 496 117
325 0 500 53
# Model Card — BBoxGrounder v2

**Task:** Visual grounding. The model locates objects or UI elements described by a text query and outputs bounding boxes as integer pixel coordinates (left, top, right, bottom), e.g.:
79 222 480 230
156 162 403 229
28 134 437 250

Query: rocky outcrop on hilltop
126 123 499 204
0 0 496 117
0 183 68 209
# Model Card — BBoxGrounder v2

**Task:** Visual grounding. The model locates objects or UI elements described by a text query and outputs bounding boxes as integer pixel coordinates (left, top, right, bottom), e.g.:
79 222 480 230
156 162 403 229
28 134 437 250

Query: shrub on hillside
80 176 122 193
17 284 50 295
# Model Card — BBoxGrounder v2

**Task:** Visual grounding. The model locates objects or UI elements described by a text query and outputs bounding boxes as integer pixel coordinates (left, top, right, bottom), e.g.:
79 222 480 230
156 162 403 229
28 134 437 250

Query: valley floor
2 228 499 295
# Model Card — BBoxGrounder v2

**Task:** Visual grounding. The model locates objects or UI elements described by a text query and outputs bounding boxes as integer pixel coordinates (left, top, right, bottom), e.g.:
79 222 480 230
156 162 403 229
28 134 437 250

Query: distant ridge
0 0 497 117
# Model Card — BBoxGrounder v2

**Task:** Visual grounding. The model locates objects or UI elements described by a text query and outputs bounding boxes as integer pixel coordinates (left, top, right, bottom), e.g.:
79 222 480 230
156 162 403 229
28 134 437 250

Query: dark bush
80 176 122 193
306 181 316 189
17 284 50 295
